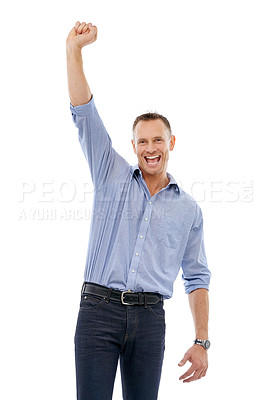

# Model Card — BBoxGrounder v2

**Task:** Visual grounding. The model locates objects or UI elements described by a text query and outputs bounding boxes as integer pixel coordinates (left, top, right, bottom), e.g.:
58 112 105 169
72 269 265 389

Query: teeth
145 155 160 159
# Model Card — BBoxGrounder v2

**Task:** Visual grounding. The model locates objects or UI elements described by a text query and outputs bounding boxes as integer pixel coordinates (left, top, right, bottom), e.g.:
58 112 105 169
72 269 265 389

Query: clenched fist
66 21 98 51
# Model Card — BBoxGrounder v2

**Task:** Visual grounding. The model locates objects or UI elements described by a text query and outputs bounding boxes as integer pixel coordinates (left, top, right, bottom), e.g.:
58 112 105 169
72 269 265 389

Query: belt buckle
121 290 135 305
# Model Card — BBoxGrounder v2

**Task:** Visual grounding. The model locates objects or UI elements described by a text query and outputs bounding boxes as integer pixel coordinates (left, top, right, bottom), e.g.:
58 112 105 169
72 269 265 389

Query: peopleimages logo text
17 179 254 221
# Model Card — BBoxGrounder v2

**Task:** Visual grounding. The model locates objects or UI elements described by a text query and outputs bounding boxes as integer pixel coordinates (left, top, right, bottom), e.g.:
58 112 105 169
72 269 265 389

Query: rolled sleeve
181 204 211 294
70 95 130 188
70 97 95 117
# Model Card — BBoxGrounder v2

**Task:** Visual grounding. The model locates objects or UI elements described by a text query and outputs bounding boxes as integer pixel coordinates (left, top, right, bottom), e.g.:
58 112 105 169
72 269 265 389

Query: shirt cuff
70 95 94 116
185 284 210 295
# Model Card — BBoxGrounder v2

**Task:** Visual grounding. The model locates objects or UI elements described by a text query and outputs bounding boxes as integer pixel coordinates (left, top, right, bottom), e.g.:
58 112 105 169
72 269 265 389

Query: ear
131 139 137 154
169 135 176 151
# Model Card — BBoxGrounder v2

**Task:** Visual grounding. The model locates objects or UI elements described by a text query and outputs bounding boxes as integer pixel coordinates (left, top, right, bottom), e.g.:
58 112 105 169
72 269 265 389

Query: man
66 21 211 400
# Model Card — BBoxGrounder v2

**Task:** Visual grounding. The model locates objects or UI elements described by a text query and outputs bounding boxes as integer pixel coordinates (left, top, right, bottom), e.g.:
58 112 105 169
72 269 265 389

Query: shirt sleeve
70 96 130 188
181 204 211 294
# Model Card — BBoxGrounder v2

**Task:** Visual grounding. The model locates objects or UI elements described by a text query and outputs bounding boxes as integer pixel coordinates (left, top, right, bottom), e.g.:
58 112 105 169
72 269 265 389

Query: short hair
132 112 172 139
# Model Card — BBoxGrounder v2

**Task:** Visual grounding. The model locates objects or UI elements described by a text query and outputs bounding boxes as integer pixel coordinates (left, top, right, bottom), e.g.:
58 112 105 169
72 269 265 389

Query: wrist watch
194 339 211 350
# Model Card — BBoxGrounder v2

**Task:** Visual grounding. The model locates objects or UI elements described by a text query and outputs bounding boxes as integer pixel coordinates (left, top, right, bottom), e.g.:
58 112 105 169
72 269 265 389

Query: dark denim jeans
74 292 166 400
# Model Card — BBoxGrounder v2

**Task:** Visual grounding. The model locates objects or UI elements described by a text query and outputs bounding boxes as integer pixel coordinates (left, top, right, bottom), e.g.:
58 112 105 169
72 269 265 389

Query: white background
1 0 272 399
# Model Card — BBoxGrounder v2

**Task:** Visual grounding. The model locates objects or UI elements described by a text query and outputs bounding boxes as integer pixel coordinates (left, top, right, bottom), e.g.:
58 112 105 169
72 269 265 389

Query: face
131 119 176 178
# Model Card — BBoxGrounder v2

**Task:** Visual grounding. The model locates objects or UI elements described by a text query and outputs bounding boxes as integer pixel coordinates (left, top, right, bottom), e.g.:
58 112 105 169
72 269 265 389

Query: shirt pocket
155 216 184 249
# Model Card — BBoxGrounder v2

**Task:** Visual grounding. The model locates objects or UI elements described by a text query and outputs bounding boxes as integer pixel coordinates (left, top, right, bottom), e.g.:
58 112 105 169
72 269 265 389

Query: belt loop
81 282 86 295
144 293 148 309
105 287 113 303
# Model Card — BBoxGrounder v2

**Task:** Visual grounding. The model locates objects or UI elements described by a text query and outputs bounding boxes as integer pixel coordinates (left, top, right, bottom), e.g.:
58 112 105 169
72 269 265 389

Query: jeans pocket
79 293 105 311
147 302 165 319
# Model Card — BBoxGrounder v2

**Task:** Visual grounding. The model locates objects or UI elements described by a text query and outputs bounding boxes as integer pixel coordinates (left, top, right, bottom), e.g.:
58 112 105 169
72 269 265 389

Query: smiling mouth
144 155 161 165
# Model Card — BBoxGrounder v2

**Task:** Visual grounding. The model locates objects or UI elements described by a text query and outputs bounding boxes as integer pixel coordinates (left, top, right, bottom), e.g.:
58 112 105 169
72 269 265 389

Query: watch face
204 340 211 349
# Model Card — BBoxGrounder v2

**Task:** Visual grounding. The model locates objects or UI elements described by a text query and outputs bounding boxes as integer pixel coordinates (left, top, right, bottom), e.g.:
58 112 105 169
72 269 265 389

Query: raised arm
66 21 130 188
66 21 97 107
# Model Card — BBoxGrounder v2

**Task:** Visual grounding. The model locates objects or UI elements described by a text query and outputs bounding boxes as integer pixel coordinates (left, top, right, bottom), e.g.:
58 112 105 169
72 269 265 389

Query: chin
140 161 165 175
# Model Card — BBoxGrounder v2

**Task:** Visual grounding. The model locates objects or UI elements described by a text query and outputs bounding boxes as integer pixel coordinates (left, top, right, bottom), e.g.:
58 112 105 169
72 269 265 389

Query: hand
178 345 208 383
66 21 97 51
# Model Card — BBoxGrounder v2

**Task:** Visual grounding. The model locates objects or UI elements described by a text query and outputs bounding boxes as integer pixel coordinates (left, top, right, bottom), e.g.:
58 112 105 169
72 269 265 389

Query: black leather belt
81 282 163 306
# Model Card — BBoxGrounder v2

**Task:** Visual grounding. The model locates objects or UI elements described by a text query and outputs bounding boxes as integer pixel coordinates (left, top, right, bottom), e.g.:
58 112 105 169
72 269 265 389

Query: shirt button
149 201 152 205
144 217 148 221
135 252 139 256
132 270 135 273
139 235 143 239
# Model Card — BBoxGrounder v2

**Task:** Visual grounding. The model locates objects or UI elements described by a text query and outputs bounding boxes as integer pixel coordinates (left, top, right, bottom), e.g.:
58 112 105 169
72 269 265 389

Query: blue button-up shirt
70 96 211 299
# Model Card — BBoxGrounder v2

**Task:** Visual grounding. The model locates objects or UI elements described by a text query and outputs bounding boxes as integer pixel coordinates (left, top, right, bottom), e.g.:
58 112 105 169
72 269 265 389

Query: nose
146 141 157 153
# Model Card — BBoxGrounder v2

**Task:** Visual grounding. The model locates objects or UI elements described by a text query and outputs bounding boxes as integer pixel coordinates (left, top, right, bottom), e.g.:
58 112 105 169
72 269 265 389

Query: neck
141 170 169 196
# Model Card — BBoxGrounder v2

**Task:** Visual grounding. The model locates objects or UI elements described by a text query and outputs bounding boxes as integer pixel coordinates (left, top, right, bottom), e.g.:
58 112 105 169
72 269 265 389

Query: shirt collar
131 163 180 194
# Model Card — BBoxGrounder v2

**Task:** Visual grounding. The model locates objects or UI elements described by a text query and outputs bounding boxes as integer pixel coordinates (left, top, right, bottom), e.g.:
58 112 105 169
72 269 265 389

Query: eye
156 138 162 142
